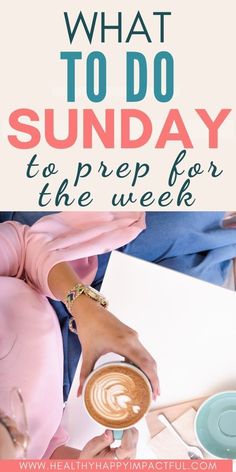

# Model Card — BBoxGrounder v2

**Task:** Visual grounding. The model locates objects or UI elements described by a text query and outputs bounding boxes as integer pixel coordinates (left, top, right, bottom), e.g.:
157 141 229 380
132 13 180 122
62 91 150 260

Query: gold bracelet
69 317 78 334
65 283 85 311
65 283 108 312
65 283 108 335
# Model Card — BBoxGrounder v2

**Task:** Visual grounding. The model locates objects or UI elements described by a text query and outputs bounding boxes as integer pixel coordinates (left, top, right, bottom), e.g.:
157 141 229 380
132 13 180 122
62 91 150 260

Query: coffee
84 364 151 429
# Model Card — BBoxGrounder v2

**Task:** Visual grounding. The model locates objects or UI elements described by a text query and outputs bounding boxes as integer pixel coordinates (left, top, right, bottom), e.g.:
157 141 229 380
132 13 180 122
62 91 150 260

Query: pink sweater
0 212 145 458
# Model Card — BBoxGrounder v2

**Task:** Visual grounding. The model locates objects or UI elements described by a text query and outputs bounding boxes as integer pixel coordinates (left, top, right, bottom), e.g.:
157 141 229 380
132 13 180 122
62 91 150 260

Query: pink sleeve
0 221 25 278
42 424 69 459
24 212 146 299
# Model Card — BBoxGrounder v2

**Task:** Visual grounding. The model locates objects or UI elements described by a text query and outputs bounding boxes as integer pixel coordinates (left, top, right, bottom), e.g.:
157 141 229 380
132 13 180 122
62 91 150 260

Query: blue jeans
1 211 236 399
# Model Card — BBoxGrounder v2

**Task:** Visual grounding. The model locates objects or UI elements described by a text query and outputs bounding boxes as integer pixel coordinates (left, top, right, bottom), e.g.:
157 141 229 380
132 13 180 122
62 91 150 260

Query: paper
149 408 203 459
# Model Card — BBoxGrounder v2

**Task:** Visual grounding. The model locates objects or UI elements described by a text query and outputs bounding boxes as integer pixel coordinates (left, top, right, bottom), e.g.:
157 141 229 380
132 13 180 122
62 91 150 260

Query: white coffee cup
82 361 152 440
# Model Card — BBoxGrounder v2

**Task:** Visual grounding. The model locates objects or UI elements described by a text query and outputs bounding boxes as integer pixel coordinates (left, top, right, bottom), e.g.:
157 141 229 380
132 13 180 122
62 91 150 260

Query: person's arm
0 221 25 278
50 429 138 459
24 211 145 297
48 262 159 398
23 212 158 396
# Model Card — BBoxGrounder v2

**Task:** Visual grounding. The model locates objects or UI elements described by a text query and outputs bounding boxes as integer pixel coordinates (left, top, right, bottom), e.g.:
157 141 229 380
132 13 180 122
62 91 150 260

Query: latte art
90 372 139 421
84 365 151 428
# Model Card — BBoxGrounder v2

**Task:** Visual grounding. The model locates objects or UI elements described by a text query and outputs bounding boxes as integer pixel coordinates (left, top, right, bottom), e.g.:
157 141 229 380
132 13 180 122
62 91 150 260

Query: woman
0 212 158 458
1 211 236 401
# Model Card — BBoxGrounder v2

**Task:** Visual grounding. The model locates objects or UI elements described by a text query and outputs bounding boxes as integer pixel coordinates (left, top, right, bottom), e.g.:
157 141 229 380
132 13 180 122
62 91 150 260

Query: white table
64 251 236 458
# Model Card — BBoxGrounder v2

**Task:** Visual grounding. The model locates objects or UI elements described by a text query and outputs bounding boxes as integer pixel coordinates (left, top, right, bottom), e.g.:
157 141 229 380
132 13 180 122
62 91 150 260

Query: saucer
195 392 236 459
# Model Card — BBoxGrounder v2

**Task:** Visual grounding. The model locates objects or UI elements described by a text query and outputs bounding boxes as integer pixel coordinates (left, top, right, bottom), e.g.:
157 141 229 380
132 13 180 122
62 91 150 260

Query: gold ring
114 448 119 460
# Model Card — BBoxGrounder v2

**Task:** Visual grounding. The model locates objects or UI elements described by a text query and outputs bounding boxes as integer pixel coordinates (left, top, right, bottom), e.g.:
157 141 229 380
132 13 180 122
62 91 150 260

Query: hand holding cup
79 428 138 459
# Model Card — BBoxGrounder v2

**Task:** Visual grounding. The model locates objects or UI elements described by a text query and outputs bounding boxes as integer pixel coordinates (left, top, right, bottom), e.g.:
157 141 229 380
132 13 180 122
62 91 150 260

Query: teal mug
82 361 153 440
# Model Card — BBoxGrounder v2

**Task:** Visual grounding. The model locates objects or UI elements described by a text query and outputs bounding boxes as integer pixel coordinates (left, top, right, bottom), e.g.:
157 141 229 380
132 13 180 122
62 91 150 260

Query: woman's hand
50 429 138 459
47 262 159 398
80 428 138 459
72 296 159 398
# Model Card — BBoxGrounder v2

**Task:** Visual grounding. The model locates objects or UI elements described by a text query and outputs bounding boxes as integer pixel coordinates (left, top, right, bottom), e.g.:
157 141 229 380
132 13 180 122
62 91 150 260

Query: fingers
124 338 160 399
80 430 114 459
80 428 139 459
77 317 160 398
111 321 160 399
77 353 96 397
113 428 139 459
